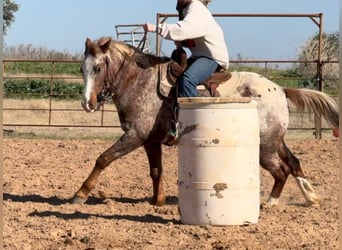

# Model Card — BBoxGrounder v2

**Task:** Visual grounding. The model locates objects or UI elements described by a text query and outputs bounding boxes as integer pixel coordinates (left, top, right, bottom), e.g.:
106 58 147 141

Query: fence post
48 61 55 126
314 13 323 139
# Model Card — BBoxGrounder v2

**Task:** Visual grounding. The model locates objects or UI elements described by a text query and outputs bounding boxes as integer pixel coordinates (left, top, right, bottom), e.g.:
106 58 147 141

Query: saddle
168 47 232 97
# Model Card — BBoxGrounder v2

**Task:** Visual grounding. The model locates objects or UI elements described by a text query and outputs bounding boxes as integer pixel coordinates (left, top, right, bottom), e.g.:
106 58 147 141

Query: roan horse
73 36 339 207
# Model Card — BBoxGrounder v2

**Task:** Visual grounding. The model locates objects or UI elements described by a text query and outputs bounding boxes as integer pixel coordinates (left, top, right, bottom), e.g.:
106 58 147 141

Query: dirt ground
3 137 339 249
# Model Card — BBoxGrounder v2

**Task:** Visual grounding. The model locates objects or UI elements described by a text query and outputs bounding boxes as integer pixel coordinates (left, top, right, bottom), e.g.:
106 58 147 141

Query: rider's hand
143 23 156 33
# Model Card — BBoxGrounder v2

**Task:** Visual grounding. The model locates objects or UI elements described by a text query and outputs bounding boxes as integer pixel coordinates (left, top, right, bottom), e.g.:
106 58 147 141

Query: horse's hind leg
278 140 320 206
260 149 290 205
72 134 142 204
144 143 166 206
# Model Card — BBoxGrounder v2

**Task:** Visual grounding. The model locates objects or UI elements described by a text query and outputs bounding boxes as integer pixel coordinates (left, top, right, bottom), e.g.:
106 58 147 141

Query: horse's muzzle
81 99 100 112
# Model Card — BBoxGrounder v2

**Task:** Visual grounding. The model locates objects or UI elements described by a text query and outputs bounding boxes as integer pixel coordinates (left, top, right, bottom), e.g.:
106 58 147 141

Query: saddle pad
159 65 175 97
199 71 241 97
159 67 241 98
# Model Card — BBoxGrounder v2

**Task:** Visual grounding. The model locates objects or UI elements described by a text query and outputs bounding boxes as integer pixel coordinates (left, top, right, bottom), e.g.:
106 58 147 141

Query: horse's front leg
144 143 165 206
72 133 142 204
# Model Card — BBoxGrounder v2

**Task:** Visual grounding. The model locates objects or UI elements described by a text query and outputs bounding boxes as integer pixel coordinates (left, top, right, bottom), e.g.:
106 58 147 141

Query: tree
298 32 338 62
297 32 339 90
3 0 19 35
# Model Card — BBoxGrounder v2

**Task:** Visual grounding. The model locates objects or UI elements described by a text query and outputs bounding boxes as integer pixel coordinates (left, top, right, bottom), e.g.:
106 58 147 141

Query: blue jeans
178 56 219 97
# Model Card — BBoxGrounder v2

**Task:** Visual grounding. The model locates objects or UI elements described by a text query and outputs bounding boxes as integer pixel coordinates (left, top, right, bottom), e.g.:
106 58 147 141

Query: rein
98 33 147 104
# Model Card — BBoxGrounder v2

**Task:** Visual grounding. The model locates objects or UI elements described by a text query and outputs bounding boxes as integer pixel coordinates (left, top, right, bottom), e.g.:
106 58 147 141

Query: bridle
96 55 125 104
97 32 148 105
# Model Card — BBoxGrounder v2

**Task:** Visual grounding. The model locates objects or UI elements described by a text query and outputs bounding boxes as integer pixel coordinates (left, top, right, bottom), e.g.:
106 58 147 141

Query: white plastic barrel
177 97 260 225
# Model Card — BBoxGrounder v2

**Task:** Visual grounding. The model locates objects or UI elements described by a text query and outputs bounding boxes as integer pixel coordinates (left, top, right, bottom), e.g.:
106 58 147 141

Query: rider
144 0 229 144
144 0 229 97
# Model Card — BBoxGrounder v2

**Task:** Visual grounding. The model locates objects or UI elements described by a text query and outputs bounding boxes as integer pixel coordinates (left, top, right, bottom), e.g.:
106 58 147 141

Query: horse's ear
98 37 112 53
85 38 92 48
85 37 93 50
85 38 95 55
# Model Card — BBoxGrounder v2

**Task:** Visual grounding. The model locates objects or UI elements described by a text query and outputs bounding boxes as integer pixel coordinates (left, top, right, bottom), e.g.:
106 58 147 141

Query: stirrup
162 122 179 146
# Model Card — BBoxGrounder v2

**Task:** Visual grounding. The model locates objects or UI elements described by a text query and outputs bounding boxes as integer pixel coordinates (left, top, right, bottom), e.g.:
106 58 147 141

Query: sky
4 0 339 60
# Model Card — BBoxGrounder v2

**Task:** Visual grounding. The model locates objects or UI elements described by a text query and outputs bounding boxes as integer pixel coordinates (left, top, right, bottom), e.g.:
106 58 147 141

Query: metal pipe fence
3 59 338 137
3 12 339 138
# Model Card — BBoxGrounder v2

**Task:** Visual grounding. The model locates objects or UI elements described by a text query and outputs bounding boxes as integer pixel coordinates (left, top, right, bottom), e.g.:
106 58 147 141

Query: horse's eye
93 66 101 73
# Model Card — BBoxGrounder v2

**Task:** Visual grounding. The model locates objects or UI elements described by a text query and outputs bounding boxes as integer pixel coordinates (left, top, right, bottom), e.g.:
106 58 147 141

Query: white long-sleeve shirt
159 0 229 69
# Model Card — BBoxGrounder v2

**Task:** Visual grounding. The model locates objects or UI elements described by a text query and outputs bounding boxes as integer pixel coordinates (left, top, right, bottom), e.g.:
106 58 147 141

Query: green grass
4 79 83 99
4 61 82 75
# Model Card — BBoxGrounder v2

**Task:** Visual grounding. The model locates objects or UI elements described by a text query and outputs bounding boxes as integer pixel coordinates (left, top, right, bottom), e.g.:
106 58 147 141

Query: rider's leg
178 56 218 97
162 57 219 146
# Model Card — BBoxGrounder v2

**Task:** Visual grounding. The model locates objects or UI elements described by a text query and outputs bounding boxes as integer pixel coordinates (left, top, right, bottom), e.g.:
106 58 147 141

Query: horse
73 36 339 207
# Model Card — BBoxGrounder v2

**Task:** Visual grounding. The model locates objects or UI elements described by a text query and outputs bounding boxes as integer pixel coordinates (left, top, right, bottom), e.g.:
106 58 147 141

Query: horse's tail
283 87 339 128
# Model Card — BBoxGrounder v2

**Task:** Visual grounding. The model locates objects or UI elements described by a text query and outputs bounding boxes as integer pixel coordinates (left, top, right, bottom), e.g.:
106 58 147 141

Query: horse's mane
109 39 171 69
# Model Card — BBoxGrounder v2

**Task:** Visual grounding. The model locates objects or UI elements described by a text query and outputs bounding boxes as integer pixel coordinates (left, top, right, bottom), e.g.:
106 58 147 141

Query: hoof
154 200 165 207
306 200 321 208
306 195 321 207
264 196 279 207
71 196 87 204
260 202 276 209
150 197 165 207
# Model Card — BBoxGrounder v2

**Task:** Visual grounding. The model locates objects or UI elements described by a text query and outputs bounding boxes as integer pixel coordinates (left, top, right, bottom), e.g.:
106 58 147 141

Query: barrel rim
178 97 252 104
